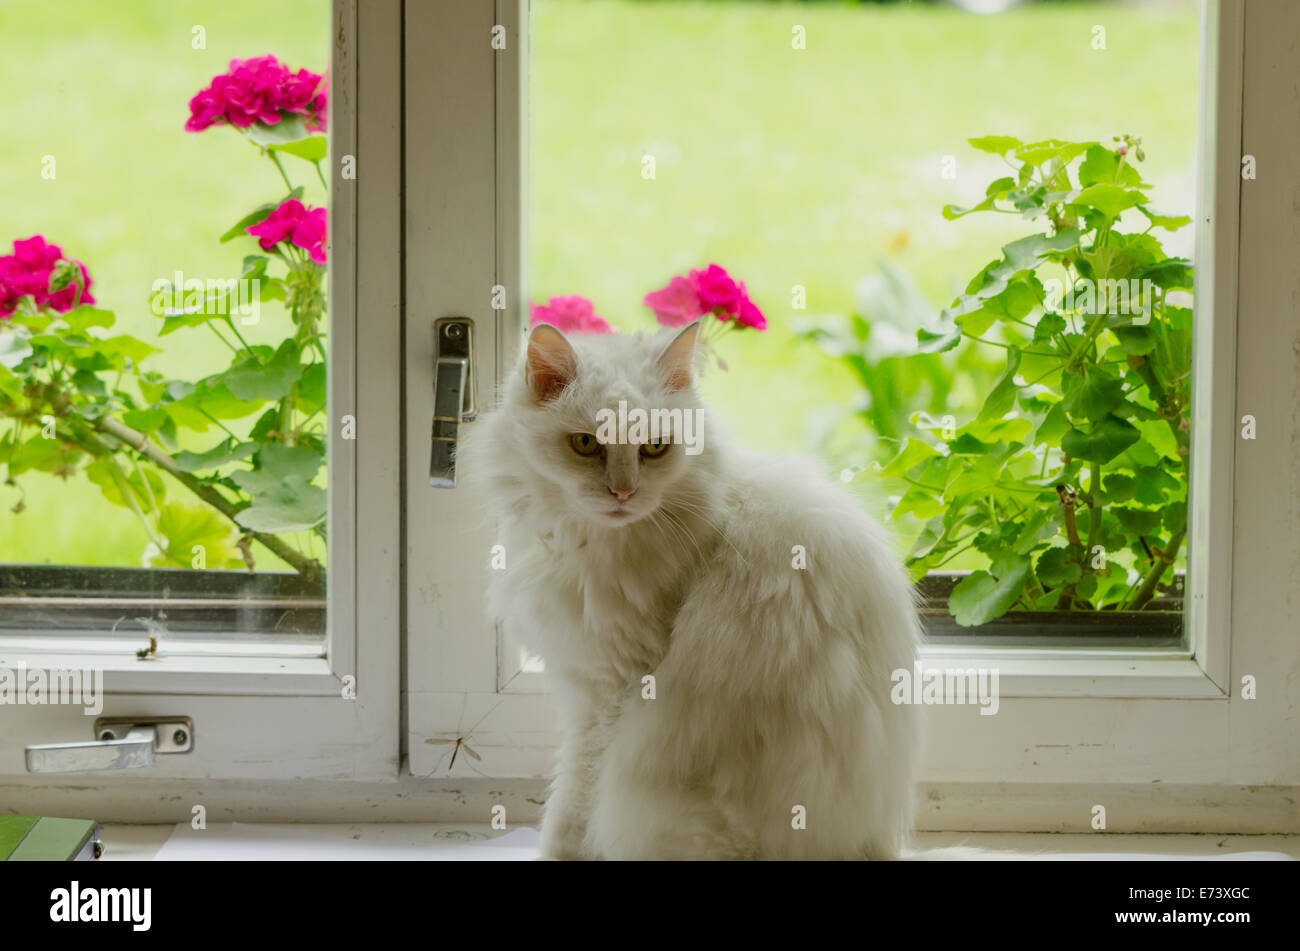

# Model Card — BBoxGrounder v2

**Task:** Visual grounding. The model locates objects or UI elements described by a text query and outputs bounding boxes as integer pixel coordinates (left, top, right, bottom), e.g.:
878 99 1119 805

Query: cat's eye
640 437 671 458
569 432 601 456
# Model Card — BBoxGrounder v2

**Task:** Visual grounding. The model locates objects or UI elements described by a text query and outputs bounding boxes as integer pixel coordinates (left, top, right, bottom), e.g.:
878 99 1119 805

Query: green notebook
0 816 100 861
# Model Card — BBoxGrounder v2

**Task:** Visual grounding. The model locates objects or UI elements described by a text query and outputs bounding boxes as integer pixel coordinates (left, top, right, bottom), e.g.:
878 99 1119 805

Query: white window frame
406 0 1299 829
0 0 401 786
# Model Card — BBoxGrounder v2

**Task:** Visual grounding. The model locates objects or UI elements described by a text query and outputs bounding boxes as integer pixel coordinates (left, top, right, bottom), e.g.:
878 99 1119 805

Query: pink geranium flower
306 85 328 134
643 263 766 331
690 263 745 317
0 236 94 319
186 55 326 133
642 275 705 327
246 200 327 264
736 294 767 330
530 295 615 334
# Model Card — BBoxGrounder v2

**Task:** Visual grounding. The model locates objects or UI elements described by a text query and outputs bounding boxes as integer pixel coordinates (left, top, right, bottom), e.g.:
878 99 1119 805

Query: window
0 0 399 783
6 0 1295 831
406 0 1259 801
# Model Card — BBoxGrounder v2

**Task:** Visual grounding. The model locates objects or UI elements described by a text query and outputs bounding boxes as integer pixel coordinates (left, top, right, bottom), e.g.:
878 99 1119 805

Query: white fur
458 324 921 859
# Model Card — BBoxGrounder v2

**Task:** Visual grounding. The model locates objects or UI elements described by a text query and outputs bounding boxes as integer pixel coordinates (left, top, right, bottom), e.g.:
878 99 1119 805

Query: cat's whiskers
660 491 750 568
652 505 707 566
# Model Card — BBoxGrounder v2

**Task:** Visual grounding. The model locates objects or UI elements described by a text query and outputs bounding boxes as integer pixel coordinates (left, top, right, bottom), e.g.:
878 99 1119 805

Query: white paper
154 823 541 861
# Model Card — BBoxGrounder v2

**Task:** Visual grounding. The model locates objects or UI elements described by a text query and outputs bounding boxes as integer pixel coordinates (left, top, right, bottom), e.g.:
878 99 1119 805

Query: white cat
458 320 921 860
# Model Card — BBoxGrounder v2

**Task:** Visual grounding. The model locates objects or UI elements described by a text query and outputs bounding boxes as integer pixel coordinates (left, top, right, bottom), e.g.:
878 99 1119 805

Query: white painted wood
404 0 1300 801
403 0 545 775
0 0 403 784
1185 0 1241 693
0 772 1294 835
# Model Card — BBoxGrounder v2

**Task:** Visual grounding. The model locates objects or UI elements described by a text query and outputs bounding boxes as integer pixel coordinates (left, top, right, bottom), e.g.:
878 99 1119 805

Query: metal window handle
430 317 476 488
24 717 193 774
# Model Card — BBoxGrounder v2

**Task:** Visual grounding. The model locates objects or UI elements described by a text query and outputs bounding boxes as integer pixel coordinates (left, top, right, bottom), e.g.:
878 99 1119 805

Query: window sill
0 641 341 696
917 645 1225 699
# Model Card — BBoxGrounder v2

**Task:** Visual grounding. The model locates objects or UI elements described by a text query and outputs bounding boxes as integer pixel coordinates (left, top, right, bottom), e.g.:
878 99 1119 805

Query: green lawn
0 0 1198 567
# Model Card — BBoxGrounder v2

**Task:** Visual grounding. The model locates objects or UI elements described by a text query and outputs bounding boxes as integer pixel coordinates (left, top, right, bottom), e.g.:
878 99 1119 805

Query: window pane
0 0 330 648
529 0 1197 636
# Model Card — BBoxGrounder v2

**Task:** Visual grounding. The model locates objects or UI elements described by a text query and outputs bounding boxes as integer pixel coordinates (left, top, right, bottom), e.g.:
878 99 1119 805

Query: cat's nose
609 484 637 502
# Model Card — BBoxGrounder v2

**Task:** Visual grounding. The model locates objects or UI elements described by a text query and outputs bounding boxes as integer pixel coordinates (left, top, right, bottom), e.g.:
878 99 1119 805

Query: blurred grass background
0 0 1197 567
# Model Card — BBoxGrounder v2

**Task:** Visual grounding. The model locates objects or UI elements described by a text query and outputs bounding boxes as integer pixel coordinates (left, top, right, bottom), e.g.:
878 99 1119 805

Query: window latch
24 717 193 774
429 317 476 488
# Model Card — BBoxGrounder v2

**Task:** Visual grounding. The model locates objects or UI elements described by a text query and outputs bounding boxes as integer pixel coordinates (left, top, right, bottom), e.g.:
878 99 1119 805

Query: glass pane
0 1 331 650
528 0 1198 641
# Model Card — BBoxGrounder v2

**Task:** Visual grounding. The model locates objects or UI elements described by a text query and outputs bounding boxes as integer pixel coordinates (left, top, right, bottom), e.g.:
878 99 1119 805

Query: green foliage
864 136 1190 623
0 115 328 578
796 261 1005 461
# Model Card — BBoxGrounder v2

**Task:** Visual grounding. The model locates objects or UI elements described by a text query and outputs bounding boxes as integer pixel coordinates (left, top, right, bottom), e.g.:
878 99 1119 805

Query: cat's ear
656 320 700 391
525 323 578 402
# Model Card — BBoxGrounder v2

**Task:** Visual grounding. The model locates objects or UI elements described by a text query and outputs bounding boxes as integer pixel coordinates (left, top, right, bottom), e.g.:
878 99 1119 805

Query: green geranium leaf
1139 207 1192 231
917 326 962 353
271 135 327 162
1078 145 1144 188
85 458 166 510
174 440 258 473
949 433 1001 455
977 347 1021 422
149 500 243 570
1113 506 1162 536
296 363 327 415
1102 473 1136 504
95 335 159 366
0 364 23 403
949 555 1032 626
159 312 214 336
1001 230 1081 272
891 484 944 521
943 196 998 220
1073 183 1145 221
223 339 302 402
1112 325 1158 355
1033 312 1067 343
256 443 323 482
969 135 1022 157
985 176 1017 198
58 306 115 334
121 408 168 434
1014 139 1094 166
1062 371 1125 421
1036 546 1083 587
245 116 311 147
233 475 327 534
879 437 943 479
1061 415 1140 463
70 369 107 398
220 205 278 244
1137 258 1193 291
0 327 34 369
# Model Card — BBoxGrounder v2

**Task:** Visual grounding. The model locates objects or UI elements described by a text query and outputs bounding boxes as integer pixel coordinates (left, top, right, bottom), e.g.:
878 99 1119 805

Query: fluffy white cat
458 320 921 860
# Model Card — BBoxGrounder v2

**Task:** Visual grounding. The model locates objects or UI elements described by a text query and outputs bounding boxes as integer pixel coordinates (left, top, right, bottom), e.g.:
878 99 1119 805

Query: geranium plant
0 55 330 581
868 135 1191 624
530 263 767 369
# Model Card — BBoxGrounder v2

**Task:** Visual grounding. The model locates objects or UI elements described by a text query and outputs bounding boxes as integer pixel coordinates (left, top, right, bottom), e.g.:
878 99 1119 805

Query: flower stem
91 415 324 583
269 151 295 194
